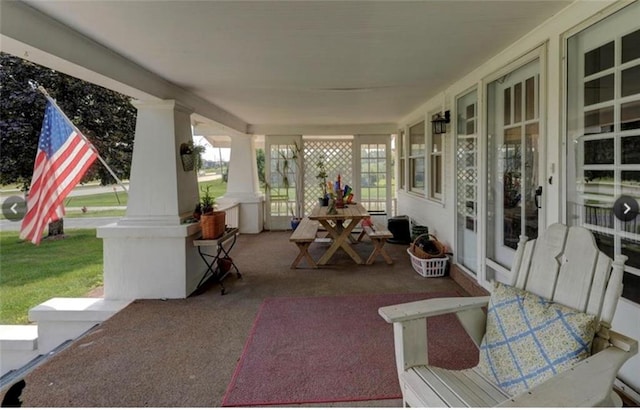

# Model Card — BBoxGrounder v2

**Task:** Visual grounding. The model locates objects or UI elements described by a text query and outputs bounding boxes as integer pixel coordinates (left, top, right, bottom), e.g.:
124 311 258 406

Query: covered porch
1 0 639 404
11 233 484 407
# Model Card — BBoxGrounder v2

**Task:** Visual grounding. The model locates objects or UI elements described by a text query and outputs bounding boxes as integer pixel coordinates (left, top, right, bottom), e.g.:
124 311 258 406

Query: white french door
486 56 544 273
455 89 479 275
566 2 640 282
265 135 302 230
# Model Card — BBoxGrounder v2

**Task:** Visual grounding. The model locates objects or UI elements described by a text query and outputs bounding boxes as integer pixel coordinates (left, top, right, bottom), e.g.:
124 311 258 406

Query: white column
97 100 204 299
220 134 264 233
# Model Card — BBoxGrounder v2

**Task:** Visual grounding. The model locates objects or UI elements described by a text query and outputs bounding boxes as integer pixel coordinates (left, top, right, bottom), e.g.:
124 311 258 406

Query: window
398 129 406 190
406 117 445 200
409 121 425 192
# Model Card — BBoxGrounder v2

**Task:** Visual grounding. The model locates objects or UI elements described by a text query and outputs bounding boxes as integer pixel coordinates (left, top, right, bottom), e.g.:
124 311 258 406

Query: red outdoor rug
222 292 479 406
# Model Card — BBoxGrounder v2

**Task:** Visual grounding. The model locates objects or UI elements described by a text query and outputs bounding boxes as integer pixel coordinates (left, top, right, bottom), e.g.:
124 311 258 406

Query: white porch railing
217 200 240 229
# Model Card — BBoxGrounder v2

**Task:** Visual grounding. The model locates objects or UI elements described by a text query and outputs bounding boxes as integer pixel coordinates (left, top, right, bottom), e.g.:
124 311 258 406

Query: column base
97 222 203 299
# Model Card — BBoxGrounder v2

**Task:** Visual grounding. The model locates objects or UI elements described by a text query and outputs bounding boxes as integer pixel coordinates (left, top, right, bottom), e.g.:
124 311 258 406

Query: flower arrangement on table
326 174 355 213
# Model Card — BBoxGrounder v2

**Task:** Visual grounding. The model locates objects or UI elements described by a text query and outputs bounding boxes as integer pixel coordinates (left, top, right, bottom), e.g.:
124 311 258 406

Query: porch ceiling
20 0 571 128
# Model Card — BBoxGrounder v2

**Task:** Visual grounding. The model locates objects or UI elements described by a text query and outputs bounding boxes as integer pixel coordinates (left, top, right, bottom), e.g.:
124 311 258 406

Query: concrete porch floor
9 231 480 407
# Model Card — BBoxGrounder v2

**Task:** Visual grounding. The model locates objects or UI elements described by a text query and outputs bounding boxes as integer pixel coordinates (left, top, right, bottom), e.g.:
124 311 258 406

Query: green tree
256 148 266 185
0 53 136 191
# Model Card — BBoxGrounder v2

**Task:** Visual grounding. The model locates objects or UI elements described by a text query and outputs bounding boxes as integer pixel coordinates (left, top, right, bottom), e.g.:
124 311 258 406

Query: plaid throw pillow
477 282 597 396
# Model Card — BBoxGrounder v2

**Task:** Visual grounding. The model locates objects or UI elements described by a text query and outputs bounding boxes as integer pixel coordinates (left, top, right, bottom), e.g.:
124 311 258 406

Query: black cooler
387 215 412 244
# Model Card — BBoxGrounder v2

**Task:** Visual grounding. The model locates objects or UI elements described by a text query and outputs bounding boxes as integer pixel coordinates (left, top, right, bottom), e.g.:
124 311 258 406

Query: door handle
535 186 543 209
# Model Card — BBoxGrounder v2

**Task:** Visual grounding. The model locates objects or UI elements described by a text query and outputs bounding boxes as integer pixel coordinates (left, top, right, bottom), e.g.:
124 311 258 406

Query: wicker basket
201 211 226 239
407 248 448 277
409 233 445 260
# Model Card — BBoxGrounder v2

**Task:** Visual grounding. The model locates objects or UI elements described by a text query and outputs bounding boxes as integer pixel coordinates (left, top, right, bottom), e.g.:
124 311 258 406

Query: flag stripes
20 102 98 244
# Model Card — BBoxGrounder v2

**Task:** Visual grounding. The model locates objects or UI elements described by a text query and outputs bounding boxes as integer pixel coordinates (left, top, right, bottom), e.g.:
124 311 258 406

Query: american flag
20 101 98 245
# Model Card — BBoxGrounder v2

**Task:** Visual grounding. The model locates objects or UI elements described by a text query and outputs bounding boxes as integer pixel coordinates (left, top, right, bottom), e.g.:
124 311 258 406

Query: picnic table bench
358 222 394 265
289 218 319 268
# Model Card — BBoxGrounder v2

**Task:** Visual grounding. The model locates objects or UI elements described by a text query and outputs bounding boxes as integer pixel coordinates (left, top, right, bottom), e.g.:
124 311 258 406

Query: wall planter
180 142 196 172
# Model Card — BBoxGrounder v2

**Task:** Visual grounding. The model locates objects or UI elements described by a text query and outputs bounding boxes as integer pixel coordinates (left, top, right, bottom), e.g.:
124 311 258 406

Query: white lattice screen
303 139 353 215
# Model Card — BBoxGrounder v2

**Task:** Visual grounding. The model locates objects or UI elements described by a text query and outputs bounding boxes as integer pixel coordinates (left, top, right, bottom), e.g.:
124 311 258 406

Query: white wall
394 0 639 393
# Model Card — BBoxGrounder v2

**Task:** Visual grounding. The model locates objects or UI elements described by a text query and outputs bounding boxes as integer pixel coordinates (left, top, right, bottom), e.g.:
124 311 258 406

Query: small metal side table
193 227 242 295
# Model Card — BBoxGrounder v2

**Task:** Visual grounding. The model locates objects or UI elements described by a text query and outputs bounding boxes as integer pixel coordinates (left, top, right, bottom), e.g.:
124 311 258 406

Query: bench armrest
378 296 490 323
498 331 638 407
379 296 490 373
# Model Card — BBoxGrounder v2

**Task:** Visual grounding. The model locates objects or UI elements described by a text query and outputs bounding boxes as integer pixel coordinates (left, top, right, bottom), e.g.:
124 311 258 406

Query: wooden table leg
366 238 393 265
291 242 317 269
317 219 363 265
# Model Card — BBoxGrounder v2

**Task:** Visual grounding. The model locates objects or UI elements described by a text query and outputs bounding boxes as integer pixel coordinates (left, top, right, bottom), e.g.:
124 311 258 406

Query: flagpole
34 85 129 193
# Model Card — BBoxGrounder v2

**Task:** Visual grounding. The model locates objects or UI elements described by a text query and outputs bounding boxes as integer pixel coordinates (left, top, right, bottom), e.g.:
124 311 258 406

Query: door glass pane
584 41 614 76
622 65 640 97
503 127 522 249
622 136 640 164
514 83 522 123
584 138 614 164
621 100 640 130
622 171 640 200
622 29 640 63
524 123 540 241
585 74 614 105
622 135 640 164
525 77 536 120
503 88 511 125
584 170 615 197
584 106 614 134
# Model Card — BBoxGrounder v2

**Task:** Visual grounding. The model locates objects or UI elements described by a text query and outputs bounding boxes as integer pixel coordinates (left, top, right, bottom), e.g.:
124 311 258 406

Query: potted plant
199 185 226 239
180 142 195 172
316 154 329 207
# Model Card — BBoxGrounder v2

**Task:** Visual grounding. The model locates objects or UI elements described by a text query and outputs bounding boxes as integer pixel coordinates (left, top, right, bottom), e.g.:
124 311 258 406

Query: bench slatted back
510 223 626 327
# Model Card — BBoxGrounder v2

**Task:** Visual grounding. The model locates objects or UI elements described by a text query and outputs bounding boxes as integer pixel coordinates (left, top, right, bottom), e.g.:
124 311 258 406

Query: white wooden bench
289 218 319 269
358 223 393 265
378 223 638 407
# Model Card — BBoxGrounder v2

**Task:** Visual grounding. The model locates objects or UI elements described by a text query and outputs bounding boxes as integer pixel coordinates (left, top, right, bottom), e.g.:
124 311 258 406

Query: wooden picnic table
308 203 370 265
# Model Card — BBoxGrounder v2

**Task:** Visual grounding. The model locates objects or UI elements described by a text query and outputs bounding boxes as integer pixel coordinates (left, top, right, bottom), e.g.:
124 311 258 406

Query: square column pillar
220 134 264 234
97 100 204 299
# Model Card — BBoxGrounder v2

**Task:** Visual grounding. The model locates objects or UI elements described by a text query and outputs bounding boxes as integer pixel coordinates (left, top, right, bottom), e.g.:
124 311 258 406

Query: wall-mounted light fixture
431 110 450 134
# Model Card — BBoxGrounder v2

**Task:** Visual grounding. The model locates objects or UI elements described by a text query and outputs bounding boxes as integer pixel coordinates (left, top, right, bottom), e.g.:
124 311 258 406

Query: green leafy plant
316 154 328 198
200 185 216 214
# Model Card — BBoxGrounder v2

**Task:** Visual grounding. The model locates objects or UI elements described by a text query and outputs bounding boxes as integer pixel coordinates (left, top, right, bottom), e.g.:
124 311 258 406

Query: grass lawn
0 229 103 324
0 178 228 324
0 178 228 220
64 178 228 209
65 190 128 207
